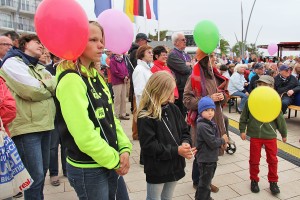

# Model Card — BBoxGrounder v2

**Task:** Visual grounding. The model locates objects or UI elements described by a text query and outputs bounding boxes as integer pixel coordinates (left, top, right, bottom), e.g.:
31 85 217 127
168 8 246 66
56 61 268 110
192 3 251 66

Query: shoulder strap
57 69 79 84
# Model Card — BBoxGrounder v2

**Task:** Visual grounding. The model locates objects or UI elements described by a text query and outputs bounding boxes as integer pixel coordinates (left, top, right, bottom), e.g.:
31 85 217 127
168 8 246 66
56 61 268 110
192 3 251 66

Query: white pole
111 0 114 9
157 0 160 41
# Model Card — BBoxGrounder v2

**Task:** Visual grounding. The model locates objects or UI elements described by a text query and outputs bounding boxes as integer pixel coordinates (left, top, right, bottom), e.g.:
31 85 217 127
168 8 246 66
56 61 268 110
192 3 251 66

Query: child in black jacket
137 71 196 200
195 96 228 200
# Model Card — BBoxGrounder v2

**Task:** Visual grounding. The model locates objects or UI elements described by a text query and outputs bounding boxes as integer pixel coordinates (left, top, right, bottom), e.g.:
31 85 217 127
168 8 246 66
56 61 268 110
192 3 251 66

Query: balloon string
208 55 228 138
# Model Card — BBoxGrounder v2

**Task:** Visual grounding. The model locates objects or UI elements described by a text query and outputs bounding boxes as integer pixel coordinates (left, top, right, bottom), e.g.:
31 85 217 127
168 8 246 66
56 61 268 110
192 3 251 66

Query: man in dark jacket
167 32 192 117
274 65 300 113
249 63 265 93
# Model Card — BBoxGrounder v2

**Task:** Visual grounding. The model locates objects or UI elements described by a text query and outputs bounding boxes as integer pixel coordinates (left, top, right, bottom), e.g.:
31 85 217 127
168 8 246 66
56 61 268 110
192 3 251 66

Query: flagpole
157 0 160 41
111 0 114 9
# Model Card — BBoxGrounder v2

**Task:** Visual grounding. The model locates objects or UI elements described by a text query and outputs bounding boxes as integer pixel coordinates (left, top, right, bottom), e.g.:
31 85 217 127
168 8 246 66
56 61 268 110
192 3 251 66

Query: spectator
228 64 249 113
110 54 130 120
219 64 230 79
228 63 235 77
184 49 229 193
55 21 132 200
132 45 153 162
0 34 56 199
3 31 19 48
128 33 151 140
45 53 61 76
151 45 179 100
240 75 287 195
274 65 300 113
0 36 13 66
167 32 192 117
195 96 228 200
137 71 194 200
292 63 300 80
249 63 265 93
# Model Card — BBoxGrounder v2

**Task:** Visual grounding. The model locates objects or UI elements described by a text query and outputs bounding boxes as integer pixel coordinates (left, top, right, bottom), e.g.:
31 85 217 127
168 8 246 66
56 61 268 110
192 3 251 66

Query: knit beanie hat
198 96 216 114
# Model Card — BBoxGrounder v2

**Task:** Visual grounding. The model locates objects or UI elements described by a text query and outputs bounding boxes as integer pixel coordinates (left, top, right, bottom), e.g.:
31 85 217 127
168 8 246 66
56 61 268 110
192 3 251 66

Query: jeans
195 162 217 200
12 131 51 200
231 91 248 111
49 127 66 177
66 163 129 200
281 95 293 114
250 138 278 182
146 181 177 200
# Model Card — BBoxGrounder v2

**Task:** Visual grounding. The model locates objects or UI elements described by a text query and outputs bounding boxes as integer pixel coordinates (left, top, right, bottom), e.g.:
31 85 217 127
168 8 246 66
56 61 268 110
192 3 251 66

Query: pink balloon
35 0 89 60
98 9 134 54
267 43 278 56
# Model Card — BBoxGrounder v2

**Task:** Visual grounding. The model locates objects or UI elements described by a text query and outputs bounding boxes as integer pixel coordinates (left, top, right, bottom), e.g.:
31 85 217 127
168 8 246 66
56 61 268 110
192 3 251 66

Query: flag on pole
124 0 145 22
145 0 158 20
94 0 112 17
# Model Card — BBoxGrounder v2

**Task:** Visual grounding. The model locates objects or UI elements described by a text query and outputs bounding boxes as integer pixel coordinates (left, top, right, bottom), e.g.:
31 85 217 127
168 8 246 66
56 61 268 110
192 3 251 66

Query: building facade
0 0 41 35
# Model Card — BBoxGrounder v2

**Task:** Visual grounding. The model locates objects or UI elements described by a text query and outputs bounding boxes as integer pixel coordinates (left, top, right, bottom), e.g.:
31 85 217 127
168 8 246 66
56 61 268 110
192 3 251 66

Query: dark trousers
195 162 217 200
281 95 293 114
174 91 186 118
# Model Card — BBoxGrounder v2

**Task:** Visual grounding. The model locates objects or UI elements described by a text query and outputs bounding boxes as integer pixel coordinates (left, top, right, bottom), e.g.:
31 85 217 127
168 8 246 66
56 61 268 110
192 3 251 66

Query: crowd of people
0 25 300 200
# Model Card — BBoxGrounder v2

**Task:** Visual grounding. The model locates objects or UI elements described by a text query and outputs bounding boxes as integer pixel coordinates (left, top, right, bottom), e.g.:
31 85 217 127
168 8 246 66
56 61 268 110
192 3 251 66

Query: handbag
0 118 33 199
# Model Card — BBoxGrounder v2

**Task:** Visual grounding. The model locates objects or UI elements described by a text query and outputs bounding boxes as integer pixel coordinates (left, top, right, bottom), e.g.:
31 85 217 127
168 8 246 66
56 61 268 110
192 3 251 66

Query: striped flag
145 0 158 20
94 0 111 17
124 0 145 22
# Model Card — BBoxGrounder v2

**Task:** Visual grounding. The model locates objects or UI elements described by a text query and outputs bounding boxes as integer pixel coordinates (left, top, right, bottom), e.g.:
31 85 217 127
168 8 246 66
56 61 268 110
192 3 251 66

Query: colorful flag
133 0 144 16
145 0 158 20
124 0 135 22
94 0 111 17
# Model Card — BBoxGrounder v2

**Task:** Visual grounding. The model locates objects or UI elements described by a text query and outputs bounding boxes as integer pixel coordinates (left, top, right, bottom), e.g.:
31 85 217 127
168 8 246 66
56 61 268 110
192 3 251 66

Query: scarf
187 62 228 126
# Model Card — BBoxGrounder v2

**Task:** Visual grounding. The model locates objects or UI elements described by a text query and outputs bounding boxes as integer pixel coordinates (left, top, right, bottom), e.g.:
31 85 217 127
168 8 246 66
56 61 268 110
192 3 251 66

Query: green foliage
148 30 168 41
219 38 230 55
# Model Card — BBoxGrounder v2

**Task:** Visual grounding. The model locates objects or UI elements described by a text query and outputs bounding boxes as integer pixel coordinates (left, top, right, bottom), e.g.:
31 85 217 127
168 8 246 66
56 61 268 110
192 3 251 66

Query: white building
0 0 41 35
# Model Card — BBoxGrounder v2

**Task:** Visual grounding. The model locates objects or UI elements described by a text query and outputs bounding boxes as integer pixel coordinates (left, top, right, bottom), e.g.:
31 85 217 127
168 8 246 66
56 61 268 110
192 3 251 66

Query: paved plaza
18 103 300 200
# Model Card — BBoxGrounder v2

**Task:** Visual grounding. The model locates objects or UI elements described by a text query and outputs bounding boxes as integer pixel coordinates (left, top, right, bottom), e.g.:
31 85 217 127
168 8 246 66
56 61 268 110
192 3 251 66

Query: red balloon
34 0 89 60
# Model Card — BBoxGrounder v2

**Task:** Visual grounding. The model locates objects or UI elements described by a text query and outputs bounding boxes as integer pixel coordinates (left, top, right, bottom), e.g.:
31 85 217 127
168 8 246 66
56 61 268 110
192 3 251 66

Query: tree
232 41 248 57
148 30 168 41
219 38 230 55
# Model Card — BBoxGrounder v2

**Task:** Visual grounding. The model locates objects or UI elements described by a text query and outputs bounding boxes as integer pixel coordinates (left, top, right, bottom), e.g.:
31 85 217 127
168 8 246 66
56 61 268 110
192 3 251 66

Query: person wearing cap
239 75 287 195
167 32 192 117
228 64 249 113
184 48 229 193
195 96 228 200
274 64 300 113
248 63 265 93
128 33 151 140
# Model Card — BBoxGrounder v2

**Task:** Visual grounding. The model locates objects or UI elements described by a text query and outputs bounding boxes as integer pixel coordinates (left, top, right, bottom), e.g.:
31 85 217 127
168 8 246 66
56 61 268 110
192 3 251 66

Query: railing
0 19 35 32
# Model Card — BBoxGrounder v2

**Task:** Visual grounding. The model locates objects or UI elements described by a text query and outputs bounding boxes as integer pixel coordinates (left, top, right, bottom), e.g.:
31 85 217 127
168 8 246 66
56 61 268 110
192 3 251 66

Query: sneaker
270 182 280 195
119 116 130 120
251 180 260 193
210 184 219 193
50 176 60 186
13 192 23 198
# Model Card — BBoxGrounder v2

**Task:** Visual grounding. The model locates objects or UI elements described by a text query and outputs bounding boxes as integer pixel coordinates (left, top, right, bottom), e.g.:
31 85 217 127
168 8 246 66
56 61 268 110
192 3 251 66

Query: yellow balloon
248 86 281 123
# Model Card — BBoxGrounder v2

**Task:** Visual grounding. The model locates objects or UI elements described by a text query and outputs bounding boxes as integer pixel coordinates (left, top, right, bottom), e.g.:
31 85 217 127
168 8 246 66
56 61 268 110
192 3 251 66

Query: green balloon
193 20 220 54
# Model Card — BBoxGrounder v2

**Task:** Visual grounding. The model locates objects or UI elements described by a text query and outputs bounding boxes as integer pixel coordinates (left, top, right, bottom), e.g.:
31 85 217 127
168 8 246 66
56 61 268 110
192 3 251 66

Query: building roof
257 42 300 51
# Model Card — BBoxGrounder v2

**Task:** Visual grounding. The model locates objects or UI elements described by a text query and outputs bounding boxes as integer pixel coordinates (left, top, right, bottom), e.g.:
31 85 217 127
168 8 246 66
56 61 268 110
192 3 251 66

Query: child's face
201 108 215 121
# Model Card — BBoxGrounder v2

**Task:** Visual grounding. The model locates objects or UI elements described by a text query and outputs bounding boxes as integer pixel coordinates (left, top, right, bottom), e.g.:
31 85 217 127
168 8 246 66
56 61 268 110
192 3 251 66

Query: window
0 13 13 28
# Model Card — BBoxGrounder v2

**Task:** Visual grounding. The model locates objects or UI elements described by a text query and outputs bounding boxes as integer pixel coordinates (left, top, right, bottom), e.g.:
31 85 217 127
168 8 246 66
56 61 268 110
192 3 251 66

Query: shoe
270 182 280 195
210 184 219 193
50 176 60 186
251 180 260 193
237 109 242 114
132 135 139 140
126 113 130 116
13 192 23 198
119 116 130 120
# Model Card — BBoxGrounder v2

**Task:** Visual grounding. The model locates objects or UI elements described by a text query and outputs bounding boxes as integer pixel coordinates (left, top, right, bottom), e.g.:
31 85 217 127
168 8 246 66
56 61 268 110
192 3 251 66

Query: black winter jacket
274 74 300 96
196 118 225 163
137 103 192 184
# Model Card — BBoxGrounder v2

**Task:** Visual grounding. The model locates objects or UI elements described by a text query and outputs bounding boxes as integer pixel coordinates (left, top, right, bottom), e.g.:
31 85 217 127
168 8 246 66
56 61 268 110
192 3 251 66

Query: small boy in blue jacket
195 96 228 200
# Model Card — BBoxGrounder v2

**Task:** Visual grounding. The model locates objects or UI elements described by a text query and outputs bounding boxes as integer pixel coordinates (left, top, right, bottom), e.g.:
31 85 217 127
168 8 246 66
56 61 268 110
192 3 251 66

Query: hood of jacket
1 47 38 67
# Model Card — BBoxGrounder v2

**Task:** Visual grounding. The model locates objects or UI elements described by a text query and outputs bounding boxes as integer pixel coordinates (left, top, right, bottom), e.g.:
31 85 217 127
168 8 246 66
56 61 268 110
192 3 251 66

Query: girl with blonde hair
137 71 196 200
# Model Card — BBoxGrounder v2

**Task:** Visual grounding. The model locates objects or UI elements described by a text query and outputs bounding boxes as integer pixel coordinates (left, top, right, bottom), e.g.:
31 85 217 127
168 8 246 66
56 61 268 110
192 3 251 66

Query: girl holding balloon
55 21 132 200
239 75 287 195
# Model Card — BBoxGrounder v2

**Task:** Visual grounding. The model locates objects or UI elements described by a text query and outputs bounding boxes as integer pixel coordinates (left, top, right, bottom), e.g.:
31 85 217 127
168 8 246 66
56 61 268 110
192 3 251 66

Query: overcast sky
76 0 299 54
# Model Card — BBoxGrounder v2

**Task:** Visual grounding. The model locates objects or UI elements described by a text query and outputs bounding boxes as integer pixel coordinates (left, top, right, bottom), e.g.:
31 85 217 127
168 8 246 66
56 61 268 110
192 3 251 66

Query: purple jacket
110 55 129 85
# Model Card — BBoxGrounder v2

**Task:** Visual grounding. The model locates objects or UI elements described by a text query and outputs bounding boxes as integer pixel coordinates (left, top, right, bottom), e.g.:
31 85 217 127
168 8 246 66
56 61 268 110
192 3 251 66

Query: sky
76 0 300 55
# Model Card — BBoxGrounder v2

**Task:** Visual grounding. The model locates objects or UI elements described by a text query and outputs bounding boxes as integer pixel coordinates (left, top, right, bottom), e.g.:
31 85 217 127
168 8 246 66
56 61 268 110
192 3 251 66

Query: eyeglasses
178 38 186 42
0 43 13 47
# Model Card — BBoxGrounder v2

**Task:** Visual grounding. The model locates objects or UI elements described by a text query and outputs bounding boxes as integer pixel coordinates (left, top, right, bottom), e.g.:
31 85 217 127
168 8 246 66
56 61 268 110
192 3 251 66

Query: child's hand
282 137 287 143
240 132 246 140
